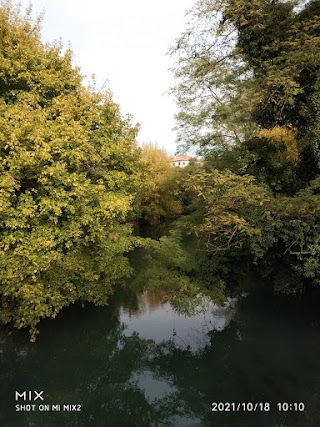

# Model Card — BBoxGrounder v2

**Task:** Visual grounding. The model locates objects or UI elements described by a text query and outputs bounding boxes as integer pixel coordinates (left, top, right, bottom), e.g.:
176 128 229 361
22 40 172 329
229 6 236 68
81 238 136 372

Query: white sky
19 0 195 154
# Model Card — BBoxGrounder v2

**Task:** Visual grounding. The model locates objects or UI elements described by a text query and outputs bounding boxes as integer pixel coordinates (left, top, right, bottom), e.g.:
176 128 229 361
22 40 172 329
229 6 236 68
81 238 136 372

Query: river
1 283 320 426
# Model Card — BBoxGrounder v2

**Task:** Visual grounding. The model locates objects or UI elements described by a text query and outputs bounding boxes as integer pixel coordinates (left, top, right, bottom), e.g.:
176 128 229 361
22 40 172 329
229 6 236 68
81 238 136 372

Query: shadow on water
1 284 320 426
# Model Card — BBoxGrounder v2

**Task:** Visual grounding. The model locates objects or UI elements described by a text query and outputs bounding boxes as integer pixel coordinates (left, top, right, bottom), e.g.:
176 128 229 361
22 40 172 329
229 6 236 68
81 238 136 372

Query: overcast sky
19 0 195 154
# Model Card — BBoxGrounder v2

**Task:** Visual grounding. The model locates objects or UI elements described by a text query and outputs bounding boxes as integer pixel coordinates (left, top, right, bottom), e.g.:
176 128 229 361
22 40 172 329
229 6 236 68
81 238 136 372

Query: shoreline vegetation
1 0 320 340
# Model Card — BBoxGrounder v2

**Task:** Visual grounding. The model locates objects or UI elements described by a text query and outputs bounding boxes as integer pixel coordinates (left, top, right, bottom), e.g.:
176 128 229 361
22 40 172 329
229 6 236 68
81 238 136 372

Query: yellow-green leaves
185 170 271 253
0 1 141 339
138 143 183 224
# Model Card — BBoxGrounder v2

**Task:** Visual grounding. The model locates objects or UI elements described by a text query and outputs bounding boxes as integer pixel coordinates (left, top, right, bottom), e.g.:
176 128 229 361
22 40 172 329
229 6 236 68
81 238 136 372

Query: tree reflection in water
1 289 320 426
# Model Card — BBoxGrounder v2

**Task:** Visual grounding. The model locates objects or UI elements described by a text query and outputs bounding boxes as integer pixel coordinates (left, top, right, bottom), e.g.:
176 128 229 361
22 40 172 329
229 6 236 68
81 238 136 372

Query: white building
170 155 193 168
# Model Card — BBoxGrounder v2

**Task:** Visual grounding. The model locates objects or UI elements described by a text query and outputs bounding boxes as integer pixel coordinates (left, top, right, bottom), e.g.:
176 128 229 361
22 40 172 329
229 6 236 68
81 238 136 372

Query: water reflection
0 288 320 427
121 291 236 351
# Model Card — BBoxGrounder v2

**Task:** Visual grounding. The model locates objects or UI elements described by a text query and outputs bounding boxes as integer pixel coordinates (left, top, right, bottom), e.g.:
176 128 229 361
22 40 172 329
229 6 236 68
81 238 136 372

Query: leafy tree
259 178 320 294
169 0 259 153
168 0 320 295
238 133 300 195
138 143 183 224
183 170 271 254
170 0 320 185
0 1 141 339
180 170 320 294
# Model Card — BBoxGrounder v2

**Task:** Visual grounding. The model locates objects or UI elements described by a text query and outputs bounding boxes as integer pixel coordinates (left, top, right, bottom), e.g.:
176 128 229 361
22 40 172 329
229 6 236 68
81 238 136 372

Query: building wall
171 160 190 168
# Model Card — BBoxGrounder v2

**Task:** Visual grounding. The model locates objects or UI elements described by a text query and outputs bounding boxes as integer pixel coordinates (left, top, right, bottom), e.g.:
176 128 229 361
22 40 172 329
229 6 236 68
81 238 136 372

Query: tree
169 0 320 295
179 169 320 294
170 0 320 184
169 0 259 153
182 170 272 254
0 1 141 339
138 143 183 224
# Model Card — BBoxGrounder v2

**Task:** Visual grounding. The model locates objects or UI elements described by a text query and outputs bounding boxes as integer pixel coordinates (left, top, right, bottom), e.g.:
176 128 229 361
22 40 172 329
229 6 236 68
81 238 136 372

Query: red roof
170 155 192 162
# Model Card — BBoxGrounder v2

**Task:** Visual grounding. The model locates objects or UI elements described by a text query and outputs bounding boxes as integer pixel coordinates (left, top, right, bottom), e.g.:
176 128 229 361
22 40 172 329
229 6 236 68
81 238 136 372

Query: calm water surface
1 286 320 427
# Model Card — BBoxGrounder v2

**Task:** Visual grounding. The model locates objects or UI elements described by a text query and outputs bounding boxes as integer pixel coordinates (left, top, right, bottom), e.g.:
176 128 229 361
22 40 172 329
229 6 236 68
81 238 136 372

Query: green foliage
0 1 82 105
179 169 320 294
183 170 271 253
0 2 141 339
138 143 183 224
170 0 320 295
238 135 300 194
132 231 228 314
259 179 320 293
169 0 259 153
224 0 320 137
170 0 320 179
